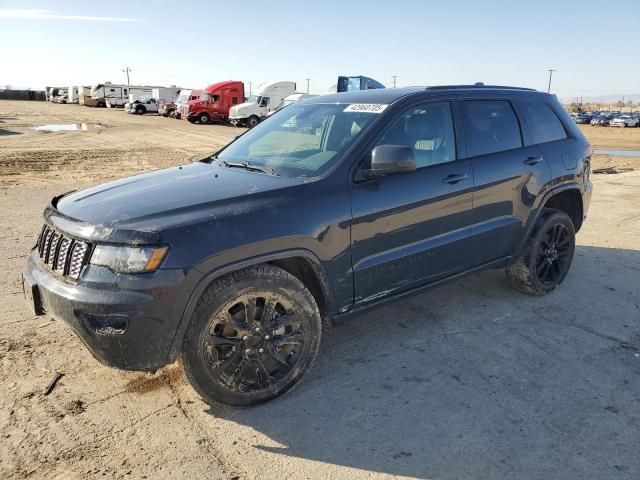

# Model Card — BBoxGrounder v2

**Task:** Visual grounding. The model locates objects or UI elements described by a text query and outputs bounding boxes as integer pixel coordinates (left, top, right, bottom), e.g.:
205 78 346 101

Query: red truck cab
180 81 244 124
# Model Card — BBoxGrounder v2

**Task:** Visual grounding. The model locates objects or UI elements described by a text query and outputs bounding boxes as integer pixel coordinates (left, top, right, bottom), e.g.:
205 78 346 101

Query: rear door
461 98 551 265
350 100 475 304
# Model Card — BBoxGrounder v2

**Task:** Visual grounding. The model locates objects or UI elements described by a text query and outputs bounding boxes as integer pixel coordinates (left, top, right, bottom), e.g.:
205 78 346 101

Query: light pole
392 75 398 88
122 67 131 86
248 81 252 96
305 78 310 94
547 69 556 93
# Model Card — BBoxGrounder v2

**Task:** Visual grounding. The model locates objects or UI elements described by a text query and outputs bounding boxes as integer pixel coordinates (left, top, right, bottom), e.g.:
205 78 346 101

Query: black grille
36 224 91 280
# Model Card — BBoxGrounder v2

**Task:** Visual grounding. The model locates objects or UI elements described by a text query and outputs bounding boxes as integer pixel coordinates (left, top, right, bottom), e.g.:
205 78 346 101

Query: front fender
165 248 333 363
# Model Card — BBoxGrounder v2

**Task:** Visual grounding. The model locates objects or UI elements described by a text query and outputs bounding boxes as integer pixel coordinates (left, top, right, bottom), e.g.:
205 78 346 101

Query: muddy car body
24 85 592 406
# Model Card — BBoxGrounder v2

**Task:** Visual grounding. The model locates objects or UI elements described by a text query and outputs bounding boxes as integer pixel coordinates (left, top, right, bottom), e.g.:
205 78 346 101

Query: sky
1 0 639 100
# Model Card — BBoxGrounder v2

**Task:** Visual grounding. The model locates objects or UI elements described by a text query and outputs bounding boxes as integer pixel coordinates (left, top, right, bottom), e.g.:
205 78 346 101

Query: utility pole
122 67 131 86
248 81 252 96
392 75 398 88
305 78 310 94
547 69 556 93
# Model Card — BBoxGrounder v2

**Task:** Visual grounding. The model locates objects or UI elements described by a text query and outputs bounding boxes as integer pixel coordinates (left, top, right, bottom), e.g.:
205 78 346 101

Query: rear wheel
506 209 575 295
180 265 321 407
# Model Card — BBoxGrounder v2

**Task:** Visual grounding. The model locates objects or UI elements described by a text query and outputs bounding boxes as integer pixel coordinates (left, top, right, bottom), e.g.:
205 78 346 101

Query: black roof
309 85 541 105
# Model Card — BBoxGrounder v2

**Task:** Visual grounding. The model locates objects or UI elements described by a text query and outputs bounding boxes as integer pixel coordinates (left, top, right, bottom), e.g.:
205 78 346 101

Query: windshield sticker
343 103 388 114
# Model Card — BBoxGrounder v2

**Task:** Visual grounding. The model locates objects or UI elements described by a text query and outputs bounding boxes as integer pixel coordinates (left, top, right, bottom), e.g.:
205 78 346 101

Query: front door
350 101 475 304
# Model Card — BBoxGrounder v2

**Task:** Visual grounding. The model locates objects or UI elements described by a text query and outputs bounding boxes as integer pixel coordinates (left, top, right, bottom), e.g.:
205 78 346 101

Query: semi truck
229 81 296 127
167 89 202 119
178 81 244 124
336 75 385 92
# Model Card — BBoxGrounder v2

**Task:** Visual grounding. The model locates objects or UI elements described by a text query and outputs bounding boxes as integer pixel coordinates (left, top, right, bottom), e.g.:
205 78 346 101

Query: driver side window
376 101 456 169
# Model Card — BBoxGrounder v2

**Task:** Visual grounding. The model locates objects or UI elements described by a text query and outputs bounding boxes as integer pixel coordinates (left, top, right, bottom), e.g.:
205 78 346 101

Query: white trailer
67 86 80 103
229 81 296 127
151 87 180 105
90 82 161 108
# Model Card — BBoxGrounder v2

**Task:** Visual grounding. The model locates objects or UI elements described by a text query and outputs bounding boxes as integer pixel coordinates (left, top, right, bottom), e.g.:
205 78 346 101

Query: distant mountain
561 94 640 104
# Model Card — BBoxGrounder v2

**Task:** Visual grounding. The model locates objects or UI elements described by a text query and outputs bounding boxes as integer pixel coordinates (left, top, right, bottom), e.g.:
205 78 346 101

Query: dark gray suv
23 85 592 406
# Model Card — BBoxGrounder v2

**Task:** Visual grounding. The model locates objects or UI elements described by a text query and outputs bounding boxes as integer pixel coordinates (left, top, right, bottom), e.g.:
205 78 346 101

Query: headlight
90 245 168 273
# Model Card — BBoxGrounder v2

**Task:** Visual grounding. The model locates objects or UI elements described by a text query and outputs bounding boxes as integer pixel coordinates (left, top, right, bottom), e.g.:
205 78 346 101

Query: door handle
442 173 469 184
524 156 543 165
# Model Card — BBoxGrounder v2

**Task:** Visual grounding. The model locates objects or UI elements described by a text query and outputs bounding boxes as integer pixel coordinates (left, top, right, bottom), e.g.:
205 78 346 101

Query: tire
180 265 322 407
136 106 145 115
247 115 260 128
198 113 209 124
506 209 576 296
168 109 175 118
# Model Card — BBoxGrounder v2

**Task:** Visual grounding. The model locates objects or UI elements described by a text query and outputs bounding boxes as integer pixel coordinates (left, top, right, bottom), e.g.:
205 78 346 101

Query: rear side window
461 100 522 157
519 100 567 145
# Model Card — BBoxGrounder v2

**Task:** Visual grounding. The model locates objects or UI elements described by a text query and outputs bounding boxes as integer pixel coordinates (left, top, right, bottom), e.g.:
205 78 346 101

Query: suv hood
55 162 304 234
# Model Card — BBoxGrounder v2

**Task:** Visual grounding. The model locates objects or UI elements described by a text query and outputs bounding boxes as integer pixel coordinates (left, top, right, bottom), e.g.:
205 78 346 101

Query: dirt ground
1 100 639 479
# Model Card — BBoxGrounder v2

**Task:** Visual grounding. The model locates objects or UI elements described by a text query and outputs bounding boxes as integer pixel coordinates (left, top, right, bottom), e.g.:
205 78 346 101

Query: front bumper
22 249 198 371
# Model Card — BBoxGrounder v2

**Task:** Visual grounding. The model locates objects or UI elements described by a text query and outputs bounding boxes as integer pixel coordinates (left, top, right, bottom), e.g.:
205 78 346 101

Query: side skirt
334 255 515 323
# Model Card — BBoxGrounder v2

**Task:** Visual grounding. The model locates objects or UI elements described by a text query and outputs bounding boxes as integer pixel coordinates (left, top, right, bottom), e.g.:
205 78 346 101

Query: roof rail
425 85 537 91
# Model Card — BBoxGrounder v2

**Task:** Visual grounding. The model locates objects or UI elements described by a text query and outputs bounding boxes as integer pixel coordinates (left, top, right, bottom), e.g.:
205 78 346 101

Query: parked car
23 85 592 407
610 115 639 127
591 114 612 126
574 114 592 124
124 97 159 115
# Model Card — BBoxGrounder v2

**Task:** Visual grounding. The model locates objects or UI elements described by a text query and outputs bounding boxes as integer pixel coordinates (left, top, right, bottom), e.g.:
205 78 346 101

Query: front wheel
180 265 321 407
198 113 209 124
136 106 145 115
247 115 260 128
506 209 576 295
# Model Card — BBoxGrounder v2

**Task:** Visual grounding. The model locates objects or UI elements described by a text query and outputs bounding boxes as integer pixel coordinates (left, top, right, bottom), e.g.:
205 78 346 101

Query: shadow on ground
0 127 21 136
205 245 640 479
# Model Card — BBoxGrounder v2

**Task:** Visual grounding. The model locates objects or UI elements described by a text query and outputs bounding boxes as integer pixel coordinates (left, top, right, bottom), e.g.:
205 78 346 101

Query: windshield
276 99 295 111
176 93 189 103
246 95 261 104
216 102 381 178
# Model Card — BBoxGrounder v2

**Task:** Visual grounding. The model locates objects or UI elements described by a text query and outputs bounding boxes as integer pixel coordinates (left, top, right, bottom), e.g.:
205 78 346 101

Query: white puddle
32 123 101 132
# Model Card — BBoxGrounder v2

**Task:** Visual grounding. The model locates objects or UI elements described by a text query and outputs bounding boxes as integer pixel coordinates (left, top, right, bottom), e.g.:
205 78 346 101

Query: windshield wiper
222 160 277 175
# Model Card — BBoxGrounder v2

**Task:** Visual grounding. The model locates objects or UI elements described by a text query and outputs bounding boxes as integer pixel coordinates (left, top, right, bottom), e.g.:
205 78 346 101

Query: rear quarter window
519 100 567 145
461 100 522 157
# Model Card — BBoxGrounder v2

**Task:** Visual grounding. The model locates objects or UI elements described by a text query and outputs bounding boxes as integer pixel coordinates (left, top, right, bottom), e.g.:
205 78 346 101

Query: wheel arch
540 186 584 232
515 184 583 256
167 249 334 363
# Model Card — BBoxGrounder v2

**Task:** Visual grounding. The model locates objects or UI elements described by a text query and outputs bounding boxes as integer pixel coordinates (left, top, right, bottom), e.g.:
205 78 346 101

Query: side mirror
370 145 416 176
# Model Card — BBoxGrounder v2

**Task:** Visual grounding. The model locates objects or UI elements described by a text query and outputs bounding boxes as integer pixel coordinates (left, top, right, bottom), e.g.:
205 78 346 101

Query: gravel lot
1 101 639 480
